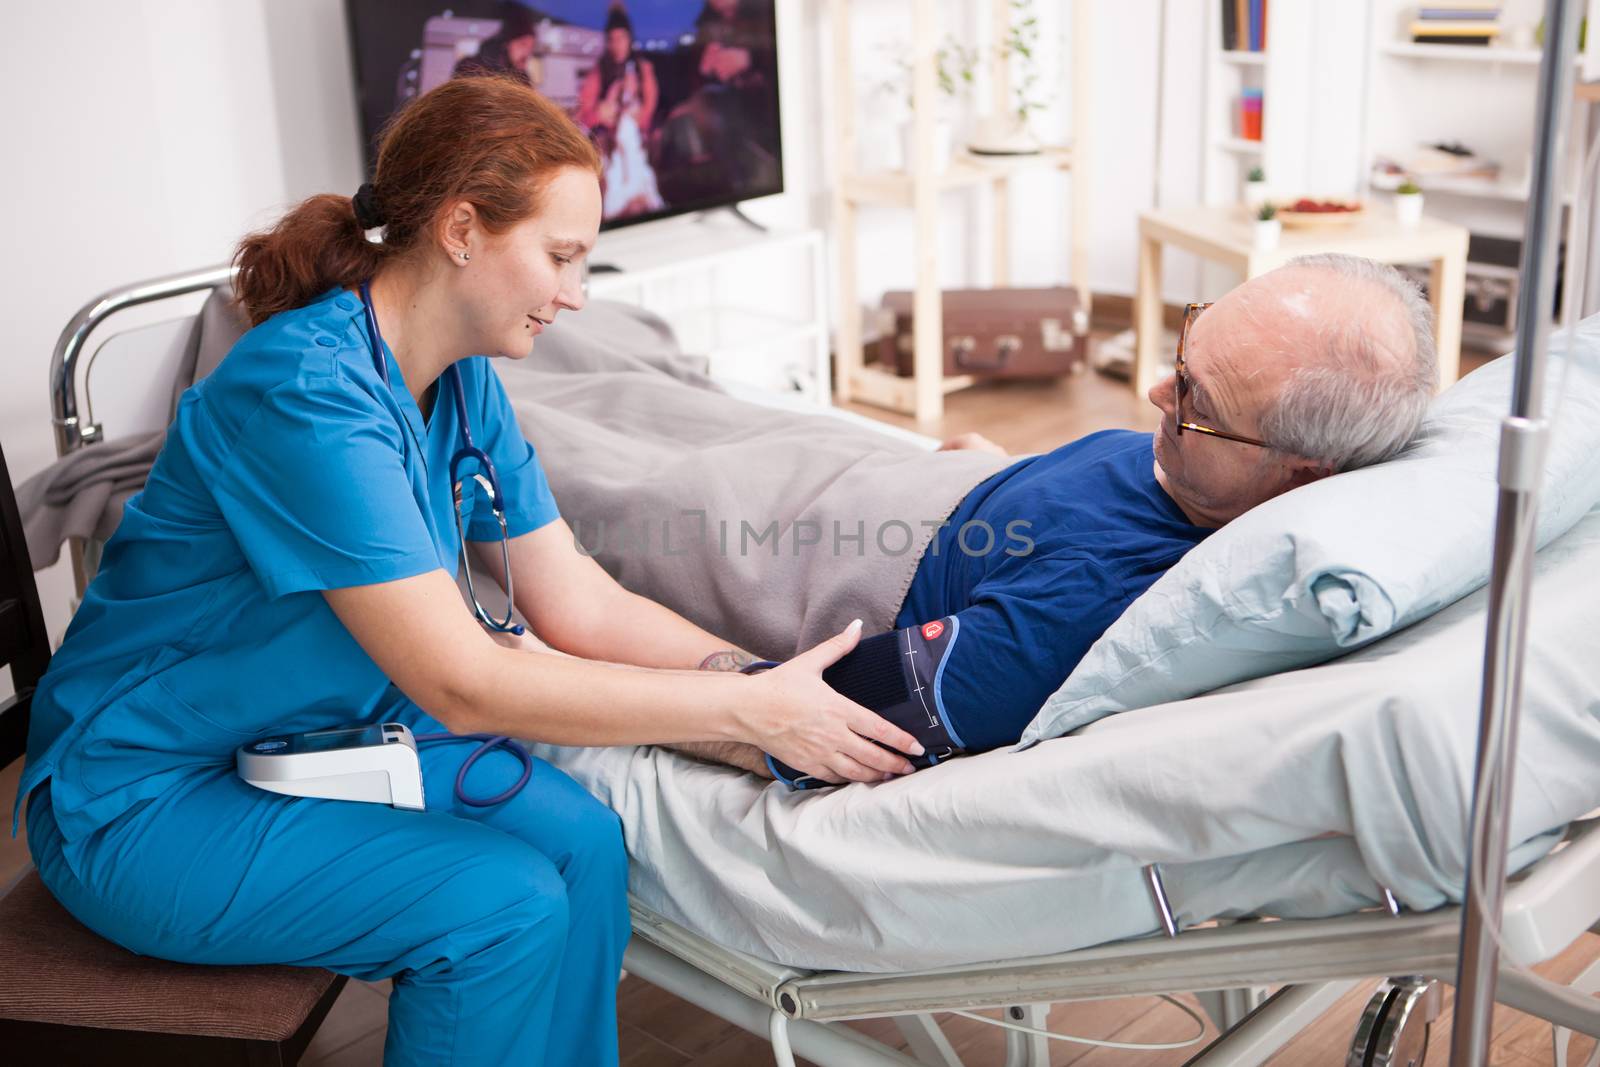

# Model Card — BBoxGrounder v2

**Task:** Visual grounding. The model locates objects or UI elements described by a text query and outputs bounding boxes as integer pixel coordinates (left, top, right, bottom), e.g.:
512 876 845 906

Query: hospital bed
44 266 1600 1066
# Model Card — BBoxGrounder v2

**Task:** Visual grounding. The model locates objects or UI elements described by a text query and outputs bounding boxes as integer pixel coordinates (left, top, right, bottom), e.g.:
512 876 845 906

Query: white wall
0 0 1224 639
1 0 344 644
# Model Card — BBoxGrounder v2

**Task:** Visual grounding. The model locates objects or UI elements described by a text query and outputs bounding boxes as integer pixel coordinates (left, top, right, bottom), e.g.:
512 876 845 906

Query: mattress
536 505 1600 973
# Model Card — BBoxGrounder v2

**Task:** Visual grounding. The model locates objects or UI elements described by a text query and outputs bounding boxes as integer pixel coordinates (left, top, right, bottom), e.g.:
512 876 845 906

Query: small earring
459 251 470 262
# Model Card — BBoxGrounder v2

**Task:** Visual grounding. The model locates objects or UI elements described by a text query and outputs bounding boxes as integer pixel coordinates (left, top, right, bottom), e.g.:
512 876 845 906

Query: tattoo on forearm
697 649 757 672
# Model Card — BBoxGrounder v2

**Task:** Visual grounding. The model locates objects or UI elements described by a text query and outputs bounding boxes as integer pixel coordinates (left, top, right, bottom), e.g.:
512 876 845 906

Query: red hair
234 75 601 326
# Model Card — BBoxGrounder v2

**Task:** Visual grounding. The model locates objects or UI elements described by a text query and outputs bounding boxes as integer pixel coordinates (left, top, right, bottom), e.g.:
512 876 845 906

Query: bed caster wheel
1346 978 1439 1067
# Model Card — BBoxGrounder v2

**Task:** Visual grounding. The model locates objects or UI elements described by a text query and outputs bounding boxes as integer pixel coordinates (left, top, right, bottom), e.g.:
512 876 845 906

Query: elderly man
697 253 1438 782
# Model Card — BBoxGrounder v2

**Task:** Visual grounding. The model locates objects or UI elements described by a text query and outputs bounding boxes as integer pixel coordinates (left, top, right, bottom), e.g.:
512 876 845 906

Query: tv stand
699 203 769 234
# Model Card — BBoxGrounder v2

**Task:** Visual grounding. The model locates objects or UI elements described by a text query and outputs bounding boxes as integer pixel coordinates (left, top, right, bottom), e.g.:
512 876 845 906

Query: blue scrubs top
896 430 1208 751
15 288 560 864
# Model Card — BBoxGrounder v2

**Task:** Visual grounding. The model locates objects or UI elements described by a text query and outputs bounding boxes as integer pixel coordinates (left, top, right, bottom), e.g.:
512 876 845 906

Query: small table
1133 205 1470 397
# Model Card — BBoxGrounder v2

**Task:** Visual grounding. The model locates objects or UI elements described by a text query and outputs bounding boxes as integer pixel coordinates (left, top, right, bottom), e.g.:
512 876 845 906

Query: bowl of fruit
1275 198 1365 228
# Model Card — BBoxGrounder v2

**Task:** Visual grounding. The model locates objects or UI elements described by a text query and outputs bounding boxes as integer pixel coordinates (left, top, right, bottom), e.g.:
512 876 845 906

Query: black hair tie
351 183 386 230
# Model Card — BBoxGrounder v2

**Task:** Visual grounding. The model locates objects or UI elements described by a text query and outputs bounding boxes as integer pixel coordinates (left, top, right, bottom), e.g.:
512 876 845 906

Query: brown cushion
0 870 340 1040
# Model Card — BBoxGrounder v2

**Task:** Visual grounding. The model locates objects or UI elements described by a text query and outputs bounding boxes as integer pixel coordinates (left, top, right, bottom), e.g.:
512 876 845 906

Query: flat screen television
344 1 783 230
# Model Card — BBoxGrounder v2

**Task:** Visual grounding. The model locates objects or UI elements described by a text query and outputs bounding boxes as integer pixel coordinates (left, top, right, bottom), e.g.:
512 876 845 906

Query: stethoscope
360 280 521 637
357 279 532 807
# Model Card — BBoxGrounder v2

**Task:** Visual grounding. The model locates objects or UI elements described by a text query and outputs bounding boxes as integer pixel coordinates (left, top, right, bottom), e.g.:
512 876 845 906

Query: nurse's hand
739 620 924 784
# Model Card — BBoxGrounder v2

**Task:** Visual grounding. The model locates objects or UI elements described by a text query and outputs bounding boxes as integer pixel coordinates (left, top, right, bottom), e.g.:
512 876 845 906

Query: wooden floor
6 345 1595 1066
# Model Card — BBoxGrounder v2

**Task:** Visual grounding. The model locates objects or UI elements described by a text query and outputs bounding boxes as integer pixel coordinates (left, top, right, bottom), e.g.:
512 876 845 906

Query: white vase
1395 192 1424 227
1253 218 1282 250
967 113 1040 155
1243 179 1269 211
900 120 954 174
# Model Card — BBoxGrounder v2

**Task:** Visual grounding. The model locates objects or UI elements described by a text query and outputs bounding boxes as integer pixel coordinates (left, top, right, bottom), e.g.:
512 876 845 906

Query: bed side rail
51 264 235 456
768 820 1600 1022
1501 815 1600 963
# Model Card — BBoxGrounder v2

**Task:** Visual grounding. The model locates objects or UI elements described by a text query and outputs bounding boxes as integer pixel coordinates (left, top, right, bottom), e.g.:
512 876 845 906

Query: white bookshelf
1217 137 1265 156
1361 0 1600 344
1361 2 1588 218
1219 49 1266 66
1200 0 1365 208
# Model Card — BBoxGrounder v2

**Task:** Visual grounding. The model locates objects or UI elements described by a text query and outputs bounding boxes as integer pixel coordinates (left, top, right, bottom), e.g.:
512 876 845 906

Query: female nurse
15 75 921 1067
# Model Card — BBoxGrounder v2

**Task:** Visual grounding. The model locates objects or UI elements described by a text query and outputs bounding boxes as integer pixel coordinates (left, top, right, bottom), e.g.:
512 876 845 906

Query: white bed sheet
537 505 1600 973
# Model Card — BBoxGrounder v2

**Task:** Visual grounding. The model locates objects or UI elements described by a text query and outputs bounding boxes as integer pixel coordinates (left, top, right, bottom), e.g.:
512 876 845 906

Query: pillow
1019 316 1600 745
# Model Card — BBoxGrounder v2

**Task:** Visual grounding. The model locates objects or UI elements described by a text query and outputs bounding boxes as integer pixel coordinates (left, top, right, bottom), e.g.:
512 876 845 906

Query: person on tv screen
691 0 774 95
577 5 659 139
577 5 665 218
656 0 779 205
453 1 543 87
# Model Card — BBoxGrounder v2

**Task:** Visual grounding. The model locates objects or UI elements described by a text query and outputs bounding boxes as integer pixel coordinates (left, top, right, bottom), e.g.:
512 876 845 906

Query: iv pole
1449 1 1581 1063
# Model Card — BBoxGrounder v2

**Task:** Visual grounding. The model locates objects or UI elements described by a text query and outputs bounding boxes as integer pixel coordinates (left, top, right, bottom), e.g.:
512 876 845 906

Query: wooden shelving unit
827 0 1092 426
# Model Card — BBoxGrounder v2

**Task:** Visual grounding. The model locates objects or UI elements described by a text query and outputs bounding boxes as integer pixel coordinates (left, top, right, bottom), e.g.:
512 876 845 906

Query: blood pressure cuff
747 617 968 790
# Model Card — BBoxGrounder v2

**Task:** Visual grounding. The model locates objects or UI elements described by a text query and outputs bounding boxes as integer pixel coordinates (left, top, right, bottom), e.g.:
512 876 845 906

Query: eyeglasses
1173 302 1272 450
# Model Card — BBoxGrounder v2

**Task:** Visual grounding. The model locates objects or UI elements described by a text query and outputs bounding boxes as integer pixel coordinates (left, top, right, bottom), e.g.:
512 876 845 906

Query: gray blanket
20 290 1010 651
500 320 1013 657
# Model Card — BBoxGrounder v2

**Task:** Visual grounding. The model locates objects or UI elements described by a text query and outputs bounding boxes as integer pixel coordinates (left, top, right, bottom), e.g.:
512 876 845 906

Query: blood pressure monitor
236 723 426 810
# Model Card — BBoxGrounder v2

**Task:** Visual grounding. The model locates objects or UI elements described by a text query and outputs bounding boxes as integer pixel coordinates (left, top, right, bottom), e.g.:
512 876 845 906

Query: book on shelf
1411 3 1500 44
1412 34 1499 45
1410 21 1503 35
1238 87 1263 140
1220 0 1268 52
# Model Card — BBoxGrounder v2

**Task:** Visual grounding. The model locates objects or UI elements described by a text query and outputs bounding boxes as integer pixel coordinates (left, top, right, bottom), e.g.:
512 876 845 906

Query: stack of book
1238 88 1263 141
1411 3 1501 46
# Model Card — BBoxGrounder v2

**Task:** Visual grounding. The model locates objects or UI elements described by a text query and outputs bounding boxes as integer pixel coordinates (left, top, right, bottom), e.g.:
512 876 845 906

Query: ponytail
233 194 388 326
232 75 601 328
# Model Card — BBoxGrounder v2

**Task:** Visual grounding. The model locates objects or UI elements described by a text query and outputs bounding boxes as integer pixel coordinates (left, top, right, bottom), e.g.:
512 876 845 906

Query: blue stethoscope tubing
357 279 533 808
412 729 533 807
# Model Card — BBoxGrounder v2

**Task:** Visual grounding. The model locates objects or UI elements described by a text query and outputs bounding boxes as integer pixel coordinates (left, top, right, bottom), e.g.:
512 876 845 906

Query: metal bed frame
46 264 1600 1065
621 815 1600 1067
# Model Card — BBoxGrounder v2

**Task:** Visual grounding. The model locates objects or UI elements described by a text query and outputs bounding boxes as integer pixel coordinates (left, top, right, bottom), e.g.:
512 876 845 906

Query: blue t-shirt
15 288 560 860
895 430 1207 751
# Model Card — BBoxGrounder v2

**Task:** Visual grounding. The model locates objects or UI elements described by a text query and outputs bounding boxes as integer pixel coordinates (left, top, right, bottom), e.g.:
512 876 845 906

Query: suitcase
872 287 1090 379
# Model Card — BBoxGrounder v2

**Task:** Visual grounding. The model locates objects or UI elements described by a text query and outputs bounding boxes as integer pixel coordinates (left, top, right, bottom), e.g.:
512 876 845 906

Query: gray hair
1257 253 1438 472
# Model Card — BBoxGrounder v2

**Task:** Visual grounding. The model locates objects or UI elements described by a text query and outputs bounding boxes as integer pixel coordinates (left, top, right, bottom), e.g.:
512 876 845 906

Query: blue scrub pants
25 708 630 1067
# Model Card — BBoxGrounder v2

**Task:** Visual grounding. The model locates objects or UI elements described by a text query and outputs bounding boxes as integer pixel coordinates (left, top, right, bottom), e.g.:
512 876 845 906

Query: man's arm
938 431 1009 456
925 557 1129 752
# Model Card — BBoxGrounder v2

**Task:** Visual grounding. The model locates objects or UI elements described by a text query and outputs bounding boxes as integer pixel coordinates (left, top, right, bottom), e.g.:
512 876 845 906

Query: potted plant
882 38 977 173
1254 202 1281 249
969 0 1049 155
1243 166 1268 211
1395 179 1424 226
